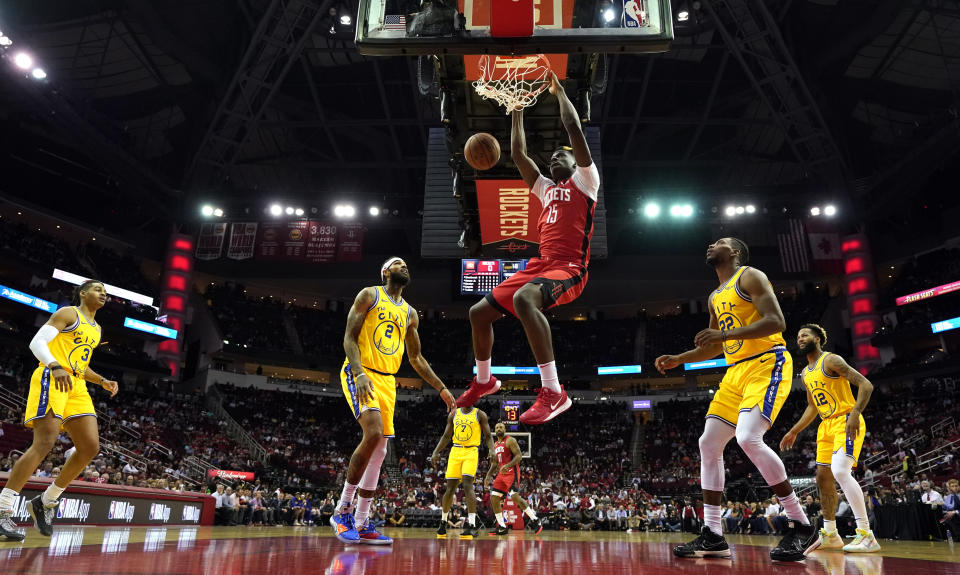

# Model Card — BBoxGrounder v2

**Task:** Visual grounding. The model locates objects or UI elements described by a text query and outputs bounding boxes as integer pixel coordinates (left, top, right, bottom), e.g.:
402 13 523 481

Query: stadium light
644 203 661 219
201 205 214 217
745 204 756 214
343 204 356 218
725 206 736 217
369 206 380 216
213 208 224 218
679 204 694 218
285 206 294 215
269 204 282 216
0 34 12 47
678 10 689 21
31 67 46 80
735 206 744 215
340 14 352 25
295 208 304 216
602 7 616 22
13 52 32 70
810 206 821 216
824 205 837 216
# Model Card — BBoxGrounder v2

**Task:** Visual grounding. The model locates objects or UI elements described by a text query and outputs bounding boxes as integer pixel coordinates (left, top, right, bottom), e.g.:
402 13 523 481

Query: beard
495 431 505 439
798 341 818 355
387 270 410 286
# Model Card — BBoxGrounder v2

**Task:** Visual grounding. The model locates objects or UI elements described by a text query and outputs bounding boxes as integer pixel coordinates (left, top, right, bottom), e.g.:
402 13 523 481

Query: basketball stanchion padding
490 0 535 38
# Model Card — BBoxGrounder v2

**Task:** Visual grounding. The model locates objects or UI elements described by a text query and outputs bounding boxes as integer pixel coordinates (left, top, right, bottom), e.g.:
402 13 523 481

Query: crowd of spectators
205 283 292 353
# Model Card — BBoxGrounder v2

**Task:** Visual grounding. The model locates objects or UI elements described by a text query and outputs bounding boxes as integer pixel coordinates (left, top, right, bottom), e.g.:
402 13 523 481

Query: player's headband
380 257 404 278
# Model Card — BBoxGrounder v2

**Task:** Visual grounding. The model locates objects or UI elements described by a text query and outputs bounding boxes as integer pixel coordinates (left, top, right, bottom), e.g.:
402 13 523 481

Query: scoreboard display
460 259 529 295
501 400 521 430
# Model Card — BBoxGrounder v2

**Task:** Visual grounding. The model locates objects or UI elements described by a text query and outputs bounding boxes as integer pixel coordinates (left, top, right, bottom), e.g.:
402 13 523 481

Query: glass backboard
356 0 674 55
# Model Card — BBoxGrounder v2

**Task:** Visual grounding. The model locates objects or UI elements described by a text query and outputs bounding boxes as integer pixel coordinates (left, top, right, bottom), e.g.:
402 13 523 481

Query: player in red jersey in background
485 422 542 535
457 72 601 425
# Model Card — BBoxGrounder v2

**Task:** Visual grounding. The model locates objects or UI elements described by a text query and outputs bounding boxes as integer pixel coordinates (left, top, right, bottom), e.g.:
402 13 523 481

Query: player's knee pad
359 437 388 491
830 451 855 483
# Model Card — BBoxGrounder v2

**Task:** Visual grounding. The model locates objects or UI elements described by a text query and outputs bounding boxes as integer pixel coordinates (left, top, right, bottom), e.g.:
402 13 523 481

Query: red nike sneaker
519 387 571 425
455 376 501 408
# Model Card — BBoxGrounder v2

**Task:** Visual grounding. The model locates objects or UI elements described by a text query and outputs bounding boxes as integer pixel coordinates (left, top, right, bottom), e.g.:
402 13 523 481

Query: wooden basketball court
2 526 957 573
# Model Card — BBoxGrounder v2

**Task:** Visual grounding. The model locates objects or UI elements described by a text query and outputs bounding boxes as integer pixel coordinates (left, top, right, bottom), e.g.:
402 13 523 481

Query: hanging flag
777 219 809 274
227 222 258 260
195 223 226 260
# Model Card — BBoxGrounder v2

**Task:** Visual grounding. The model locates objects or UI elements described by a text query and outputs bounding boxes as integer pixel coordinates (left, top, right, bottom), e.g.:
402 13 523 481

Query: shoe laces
339 512 356 530
851 528 869 544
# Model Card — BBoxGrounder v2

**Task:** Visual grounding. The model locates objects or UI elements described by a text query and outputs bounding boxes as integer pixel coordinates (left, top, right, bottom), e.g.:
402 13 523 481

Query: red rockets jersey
530 163 600 267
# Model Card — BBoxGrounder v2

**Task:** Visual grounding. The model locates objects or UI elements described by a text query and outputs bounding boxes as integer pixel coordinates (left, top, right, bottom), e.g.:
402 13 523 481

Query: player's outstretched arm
655 295 724 373
704 267 786 345
825 353 874 440
548 71 592 167
405 307 455 412
431 411 456 469
502 436 523 473
479 409 496 460
511 110 542 189
780 388 819 452
343 287 377 402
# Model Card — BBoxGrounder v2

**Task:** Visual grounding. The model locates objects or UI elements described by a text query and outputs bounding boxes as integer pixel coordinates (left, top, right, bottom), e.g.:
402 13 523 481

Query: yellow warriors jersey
712 266 787 363
802 352 856 419
355 286 410 376
43 307 101 378
452 407 482 447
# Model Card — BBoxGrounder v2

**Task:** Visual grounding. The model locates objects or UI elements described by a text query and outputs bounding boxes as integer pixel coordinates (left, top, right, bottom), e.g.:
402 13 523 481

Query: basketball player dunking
780 324 880 553
485 422 542 535
655 238 814 562
331 257 456 545
0 280 118 541
457 72 600 425
431 406 495 540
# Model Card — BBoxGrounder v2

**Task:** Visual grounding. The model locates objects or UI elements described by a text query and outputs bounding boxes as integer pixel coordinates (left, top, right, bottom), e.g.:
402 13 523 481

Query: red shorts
484 258 587 318
491 467 518 495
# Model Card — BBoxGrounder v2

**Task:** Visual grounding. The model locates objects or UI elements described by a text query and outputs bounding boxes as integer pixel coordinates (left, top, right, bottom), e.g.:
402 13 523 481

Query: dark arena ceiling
0 0 959 252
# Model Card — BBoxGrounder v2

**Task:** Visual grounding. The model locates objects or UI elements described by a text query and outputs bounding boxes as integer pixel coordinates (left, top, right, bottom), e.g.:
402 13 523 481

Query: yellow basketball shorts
24 366 96 429
341 363 396 437
816 413 865 467
445 445 479 480
706 347 793 427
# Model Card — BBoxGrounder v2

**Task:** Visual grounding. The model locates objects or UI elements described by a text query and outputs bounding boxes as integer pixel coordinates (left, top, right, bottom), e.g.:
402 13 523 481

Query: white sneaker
842 528 881 553
626 528 633 534
819 528 844 550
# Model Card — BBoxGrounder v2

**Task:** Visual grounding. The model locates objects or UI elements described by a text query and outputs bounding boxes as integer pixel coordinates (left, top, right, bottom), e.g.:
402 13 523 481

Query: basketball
464 132 501 171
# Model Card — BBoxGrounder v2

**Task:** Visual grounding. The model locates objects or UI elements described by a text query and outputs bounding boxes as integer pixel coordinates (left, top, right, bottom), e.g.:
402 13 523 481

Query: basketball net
472 54 551 114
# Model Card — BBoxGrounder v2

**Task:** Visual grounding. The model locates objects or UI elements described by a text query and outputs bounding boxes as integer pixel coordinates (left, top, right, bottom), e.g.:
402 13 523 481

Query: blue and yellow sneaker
357 521 393 545
330 510 360 543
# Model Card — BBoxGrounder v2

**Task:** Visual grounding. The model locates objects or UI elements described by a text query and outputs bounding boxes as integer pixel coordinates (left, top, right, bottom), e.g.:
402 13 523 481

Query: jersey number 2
545 204 559 224
384 325 394 339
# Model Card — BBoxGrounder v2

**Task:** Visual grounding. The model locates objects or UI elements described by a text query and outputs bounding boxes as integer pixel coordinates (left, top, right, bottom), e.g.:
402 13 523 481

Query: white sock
476 359 491 383
338 482 357 513
42 483 66 506
524 507 537 520
441 511 449 521
855 519 870 531
824 519 837 533
703 503 722 535
354 496 372 527
778 492 810 525
538 361 560 393
468 512 476 526
495 512 506 527
0 487 18 512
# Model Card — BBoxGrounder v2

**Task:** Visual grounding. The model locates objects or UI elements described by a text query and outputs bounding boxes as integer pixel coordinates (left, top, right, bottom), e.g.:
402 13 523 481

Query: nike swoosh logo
550 399 563 409
760 357 771 363
568 263 578 267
